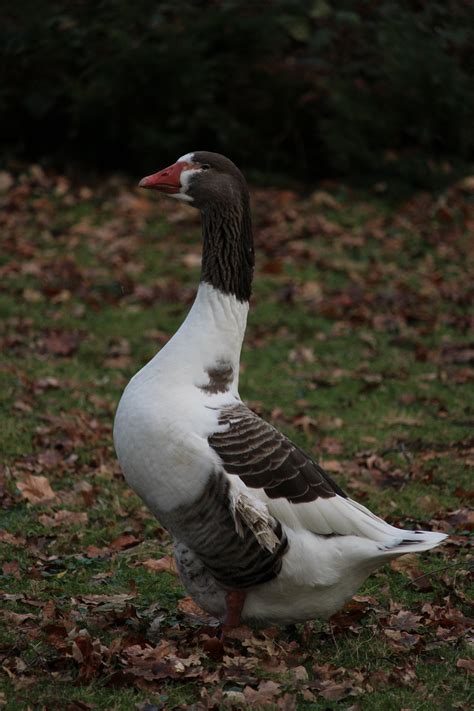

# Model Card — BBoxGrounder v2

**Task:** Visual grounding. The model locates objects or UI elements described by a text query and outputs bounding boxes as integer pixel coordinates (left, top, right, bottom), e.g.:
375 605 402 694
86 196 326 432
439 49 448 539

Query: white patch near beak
170 165 200 203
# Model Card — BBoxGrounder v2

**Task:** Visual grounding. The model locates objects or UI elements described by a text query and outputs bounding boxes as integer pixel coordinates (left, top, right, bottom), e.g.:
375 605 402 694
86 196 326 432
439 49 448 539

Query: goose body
114 152 446 626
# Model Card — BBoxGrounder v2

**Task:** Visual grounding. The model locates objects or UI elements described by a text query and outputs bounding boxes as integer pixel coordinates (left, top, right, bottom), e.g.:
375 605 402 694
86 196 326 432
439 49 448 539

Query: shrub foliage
2 0 474 181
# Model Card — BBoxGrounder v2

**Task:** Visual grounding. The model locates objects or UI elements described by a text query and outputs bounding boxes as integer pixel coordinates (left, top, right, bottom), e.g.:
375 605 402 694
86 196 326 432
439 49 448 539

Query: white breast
113 283 248 514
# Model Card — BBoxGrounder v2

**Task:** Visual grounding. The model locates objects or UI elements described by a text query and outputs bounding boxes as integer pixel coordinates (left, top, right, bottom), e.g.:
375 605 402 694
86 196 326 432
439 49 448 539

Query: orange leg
224 590 247 628
217 590 247 642
203 592 247 657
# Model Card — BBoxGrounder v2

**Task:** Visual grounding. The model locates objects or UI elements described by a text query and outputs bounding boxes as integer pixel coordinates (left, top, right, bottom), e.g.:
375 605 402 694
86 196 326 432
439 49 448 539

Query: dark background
2 0 474 187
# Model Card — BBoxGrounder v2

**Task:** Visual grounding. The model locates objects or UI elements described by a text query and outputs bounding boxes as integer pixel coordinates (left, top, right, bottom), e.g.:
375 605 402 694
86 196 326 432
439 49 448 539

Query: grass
0 167 472 709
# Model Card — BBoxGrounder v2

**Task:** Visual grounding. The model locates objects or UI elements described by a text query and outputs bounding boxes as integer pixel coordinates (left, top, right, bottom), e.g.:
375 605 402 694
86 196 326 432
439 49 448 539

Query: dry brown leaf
293 415 318 437
103 355 132 369
0 170 14 192
322 459 344 473
384 629 421 651
415 495 441 514
458 175 474 191
16 474 56 504
142 556 178 575
390 555 434 591
38 510 88 528
261 258 285 274
121 640 203 680
37 448 63 469
80 593 136 605
23 288 43 303
85 545 109 558
388 610 422 631
390 554 420 574
319 681 356 701
243 680 282 705
290 665 309 681
0 530 25 546
109 533 141 550
383 413 422 426
177 596 214 622
318 414 344 429
222 690 246 705
181 252 202 268
42 600 56 622
2 611 35 624
446 508 474 530
288 346 315 364
276 693 298 710
2 561 20 579
44 330 82 356
456 658 474 674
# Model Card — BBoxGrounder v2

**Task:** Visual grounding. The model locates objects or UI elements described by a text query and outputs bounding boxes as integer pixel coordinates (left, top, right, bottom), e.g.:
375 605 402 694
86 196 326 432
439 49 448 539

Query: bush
1 0 474 184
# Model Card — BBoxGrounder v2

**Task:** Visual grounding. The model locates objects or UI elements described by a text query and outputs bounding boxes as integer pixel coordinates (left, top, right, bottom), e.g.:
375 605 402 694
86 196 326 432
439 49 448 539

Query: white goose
114 152 446 630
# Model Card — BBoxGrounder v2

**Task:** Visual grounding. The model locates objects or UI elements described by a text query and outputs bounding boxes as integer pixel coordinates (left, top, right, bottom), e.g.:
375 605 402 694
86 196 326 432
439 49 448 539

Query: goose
113 151 446 631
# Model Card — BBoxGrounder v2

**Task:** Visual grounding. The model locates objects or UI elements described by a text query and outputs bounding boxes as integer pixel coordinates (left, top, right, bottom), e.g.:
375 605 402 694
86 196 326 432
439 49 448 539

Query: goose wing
209 403 413 542
210 403 346 504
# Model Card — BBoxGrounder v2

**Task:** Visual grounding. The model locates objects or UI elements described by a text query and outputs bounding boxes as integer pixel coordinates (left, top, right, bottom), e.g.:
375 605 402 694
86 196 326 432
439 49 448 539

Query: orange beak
139 161 191 193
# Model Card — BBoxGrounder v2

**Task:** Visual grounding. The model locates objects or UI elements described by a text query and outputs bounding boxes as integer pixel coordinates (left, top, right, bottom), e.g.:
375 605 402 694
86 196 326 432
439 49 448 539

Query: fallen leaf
383 413 422 426
384 629 421 651
290 665 308 681
319 681 357 701
44 330 83 356
0 530 25 546
37 449 63 470
390 554 420 574
0 170 14 192
16 474 56 503
85 545 109 558
142 556 178 575
177 596 214 622
261 258 284 274
2 561 20 579
103 355 132 369
243 680 282 705
23 288 43 303
293 415 318 437
388 610 422 631
109 533 141 550
42 600 56 622
456 658 474 673
79 593 136 608
289 346 315 364
446 508 474 530
322 459 344 473
181 252 202 268
38 510 88 528
2 611 35 624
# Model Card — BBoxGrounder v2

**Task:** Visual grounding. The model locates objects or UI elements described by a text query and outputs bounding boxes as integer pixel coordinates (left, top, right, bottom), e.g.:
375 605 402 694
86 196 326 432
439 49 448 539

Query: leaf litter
0 164 472 708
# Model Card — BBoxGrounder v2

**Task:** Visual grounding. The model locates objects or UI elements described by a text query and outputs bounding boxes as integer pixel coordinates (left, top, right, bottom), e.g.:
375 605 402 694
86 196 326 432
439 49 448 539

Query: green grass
0 168 472 709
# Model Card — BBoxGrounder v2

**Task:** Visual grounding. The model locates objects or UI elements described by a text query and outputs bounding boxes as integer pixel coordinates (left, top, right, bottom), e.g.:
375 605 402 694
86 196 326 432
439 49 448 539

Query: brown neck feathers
200 197 254 302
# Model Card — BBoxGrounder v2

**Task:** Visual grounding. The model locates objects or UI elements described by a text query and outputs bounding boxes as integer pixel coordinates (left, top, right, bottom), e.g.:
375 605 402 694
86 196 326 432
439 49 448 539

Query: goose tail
378 529 447 556
337 497 448 556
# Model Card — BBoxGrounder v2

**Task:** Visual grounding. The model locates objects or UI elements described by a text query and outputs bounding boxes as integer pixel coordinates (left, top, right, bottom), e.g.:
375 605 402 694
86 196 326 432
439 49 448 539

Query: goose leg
218 590 247 641
224 590 246 628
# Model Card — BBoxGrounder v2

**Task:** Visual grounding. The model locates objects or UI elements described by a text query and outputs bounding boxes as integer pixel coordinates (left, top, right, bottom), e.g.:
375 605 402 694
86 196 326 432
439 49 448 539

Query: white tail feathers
380 529 448 556
340 497 447 553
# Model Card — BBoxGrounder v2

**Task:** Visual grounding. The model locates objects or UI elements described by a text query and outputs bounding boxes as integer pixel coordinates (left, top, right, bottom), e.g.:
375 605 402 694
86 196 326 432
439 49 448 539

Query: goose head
138 151 248 210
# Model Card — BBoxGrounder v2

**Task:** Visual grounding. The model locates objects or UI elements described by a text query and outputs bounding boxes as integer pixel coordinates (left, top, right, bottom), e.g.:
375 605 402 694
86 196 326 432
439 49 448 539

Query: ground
0 166 472 709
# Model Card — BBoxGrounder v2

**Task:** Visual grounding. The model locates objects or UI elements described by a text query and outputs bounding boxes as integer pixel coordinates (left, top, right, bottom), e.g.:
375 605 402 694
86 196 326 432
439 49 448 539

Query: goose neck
200 197 254 303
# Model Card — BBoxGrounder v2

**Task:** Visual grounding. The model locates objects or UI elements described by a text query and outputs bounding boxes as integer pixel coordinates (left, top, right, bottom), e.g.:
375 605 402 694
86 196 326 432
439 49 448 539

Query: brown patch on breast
200 362 233 394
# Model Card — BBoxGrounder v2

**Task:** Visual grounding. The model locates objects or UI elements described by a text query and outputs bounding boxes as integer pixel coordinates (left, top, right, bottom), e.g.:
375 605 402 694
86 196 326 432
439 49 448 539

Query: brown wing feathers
209 404 347 503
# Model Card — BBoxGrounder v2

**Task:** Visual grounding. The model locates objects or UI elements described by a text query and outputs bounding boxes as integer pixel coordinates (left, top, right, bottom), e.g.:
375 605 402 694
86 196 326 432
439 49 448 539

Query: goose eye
200 164 211 171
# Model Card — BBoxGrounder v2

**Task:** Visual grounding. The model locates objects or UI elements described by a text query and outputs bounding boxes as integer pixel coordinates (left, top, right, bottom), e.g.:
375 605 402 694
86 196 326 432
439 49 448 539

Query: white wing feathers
225 465 446 554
